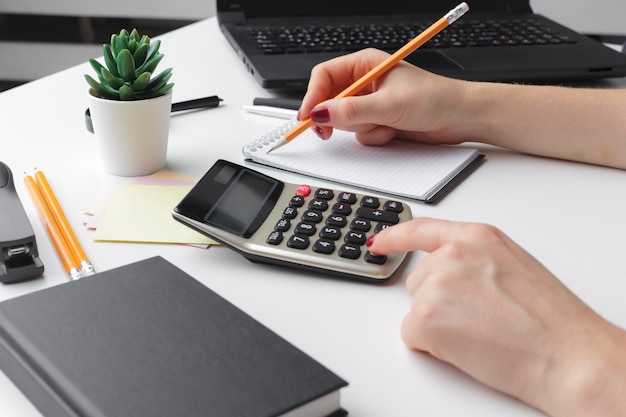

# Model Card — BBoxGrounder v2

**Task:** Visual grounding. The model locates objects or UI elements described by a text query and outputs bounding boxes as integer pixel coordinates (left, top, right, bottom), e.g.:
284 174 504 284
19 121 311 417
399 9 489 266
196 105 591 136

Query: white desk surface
1 17 626 417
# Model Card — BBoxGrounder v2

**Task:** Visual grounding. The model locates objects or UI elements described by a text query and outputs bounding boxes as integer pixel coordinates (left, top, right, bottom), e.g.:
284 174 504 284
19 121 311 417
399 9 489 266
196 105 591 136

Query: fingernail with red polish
314 126 325 139
310 107 330 123
296 108 302 121
366 233 377 247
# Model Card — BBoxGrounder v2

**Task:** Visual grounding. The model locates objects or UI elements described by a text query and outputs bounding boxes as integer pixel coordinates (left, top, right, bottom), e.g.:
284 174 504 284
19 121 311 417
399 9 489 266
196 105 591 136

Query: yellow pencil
267 2 469 153
24 175 83 280
34 171 96 276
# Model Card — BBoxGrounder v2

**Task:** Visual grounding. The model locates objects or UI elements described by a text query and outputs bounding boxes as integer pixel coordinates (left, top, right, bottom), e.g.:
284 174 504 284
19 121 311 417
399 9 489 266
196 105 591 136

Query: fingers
301 49 398 142
301 49 392 117
367 217 457 255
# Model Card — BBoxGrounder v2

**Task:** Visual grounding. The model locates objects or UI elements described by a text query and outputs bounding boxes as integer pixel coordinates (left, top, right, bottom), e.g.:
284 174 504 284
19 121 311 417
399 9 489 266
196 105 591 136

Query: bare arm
460 82 626 169
299 49 626 169
367 218 626 417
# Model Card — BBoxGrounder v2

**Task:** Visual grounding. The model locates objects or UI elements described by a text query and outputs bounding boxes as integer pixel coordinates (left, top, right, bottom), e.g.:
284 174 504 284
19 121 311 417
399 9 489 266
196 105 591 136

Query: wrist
542 322 626 417
447 80 505 145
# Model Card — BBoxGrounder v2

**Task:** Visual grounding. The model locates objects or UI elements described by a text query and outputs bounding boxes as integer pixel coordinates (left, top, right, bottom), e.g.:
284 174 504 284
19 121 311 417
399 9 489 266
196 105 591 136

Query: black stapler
0 161 44 283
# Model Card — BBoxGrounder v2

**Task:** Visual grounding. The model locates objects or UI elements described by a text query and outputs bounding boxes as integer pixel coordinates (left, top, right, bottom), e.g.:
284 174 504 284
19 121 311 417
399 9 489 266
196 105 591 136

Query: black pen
172 95 223 112
252 97 302 110
85 95 223 133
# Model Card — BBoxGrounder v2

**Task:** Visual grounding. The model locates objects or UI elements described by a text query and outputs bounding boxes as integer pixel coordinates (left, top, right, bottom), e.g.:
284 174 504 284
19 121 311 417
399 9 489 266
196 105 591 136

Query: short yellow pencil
24 175 83 280
34 171 96 276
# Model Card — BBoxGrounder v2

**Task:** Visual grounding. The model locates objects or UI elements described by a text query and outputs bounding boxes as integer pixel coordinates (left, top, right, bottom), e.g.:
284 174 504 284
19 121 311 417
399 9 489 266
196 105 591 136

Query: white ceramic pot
87 91 172 176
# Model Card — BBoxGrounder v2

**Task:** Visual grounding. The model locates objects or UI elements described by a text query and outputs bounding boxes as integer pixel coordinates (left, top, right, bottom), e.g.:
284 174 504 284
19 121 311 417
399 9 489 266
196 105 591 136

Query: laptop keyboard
248 19 577 54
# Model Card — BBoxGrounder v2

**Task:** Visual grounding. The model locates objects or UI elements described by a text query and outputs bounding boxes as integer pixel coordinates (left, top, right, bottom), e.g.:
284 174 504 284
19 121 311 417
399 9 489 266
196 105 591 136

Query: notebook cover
0 256 348 417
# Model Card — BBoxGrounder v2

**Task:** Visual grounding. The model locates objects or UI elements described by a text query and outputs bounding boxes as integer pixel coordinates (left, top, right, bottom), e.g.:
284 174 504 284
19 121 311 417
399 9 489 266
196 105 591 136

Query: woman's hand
367 217 626 417
299 48 475 146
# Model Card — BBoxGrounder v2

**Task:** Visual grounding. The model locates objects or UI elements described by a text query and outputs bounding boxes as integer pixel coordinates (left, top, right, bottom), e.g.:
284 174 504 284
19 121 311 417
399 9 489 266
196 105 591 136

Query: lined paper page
243 124 481 201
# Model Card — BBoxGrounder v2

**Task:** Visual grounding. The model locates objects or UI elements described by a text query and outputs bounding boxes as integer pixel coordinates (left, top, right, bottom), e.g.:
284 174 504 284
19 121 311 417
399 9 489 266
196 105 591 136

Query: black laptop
216 0 626 91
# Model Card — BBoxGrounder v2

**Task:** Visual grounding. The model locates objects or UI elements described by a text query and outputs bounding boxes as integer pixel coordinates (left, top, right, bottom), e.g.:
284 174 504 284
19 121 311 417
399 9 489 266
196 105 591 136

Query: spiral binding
242 117 299 155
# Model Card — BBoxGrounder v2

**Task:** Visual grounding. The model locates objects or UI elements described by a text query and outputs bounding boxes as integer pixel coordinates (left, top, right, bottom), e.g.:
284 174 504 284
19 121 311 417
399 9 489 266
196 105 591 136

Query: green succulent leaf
118 84 135 100
154 82 174 96
103 45 119 78
88 58 105 74
134 82 174 100
136 53 164 78
145 40 161 62
133 43 149 67
100 68 125 90
130 28 140 42
89 87 118 100
128 39 138 54
111 34 126 57
109 34 117 51
116 49 136 83
146 68 173 90
131 71 151 92
84 74 101 91
85 75 120 99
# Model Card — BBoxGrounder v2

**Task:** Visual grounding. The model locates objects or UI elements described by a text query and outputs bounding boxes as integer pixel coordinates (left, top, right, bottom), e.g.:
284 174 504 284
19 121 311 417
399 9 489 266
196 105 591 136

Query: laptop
216 0 626 91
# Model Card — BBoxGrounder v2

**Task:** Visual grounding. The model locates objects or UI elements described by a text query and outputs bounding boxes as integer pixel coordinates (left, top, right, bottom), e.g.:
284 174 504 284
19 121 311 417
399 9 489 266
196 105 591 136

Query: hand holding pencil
267 2 469 153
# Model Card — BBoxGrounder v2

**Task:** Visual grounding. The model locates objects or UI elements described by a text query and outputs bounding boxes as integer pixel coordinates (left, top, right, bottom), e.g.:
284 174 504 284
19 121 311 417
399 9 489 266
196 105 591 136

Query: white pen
243 105 298 119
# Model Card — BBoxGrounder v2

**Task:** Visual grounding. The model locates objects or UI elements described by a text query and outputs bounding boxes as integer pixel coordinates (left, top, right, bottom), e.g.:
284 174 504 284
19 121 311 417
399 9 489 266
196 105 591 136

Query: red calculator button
296 184 311 196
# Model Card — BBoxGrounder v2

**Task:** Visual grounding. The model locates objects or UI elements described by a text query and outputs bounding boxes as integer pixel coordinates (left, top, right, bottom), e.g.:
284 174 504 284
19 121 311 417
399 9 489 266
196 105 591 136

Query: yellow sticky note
93 184 215 245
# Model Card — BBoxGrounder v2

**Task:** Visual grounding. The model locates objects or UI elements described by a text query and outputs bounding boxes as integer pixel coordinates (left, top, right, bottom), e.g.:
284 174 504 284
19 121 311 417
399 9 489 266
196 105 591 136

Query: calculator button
313 239 336 254
338 244 361 259
315 188 334 200
319 226 342 240
308 199 329 211
360 196 380 208
289 195 305 207
365 251 387 265
287 235 310 249
275 218 291 232
337 192 357 204
267 231 283 245
296 184 311 196
383 200 404 213
326 214 347 227
282 207 298 219
374 223 392 233
295 222 316 236
332 202 352 216
355 206 399 224
302 210 323 223
345 231 367 245
350 218 371 232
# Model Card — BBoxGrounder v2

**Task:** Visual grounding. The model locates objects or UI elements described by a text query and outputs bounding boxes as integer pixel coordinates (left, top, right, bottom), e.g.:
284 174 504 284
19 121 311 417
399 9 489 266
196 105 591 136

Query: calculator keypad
267 186 405 266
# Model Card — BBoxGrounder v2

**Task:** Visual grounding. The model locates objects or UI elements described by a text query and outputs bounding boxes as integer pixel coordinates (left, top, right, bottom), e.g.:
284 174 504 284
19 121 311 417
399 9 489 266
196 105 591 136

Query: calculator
172 160 413 282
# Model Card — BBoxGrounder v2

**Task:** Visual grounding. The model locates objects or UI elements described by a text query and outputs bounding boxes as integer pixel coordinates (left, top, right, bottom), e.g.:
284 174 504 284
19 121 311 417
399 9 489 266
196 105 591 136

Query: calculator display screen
204 170 280 237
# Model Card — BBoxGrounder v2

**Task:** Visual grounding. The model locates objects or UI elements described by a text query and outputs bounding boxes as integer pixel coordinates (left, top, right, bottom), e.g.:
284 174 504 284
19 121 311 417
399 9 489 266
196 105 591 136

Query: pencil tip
267 137 287 154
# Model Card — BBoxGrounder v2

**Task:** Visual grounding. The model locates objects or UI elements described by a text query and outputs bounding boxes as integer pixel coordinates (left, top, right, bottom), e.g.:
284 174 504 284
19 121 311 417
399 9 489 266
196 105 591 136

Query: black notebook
217 0 626 90
0 256 348 417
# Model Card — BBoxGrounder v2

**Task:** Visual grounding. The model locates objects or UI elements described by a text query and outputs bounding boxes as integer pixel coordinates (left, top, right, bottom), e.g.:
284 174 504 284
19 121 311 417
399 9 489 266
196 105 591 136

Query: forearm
459 82 626 169
543 320 626 417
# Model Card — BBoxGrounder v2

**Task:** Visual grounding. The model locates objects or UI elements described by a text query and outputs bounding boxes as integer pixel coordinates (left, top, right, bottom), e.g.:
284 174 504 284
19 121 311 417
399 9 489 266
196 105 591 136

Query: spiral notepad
242 118 484 203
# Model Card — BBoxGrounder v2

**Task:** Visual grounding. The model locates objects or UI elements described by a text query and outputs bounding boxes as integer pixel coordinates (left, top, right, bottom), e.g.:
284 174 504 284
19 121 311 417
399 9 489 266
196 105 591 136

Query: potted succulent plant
85 28 175 176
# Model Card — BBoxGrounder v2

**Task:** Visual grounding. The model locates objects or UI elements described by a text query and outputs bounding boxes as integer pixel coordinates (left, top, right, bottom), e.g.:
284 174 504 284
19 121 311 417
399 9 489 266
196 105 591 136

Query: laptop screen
217 0 519 18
